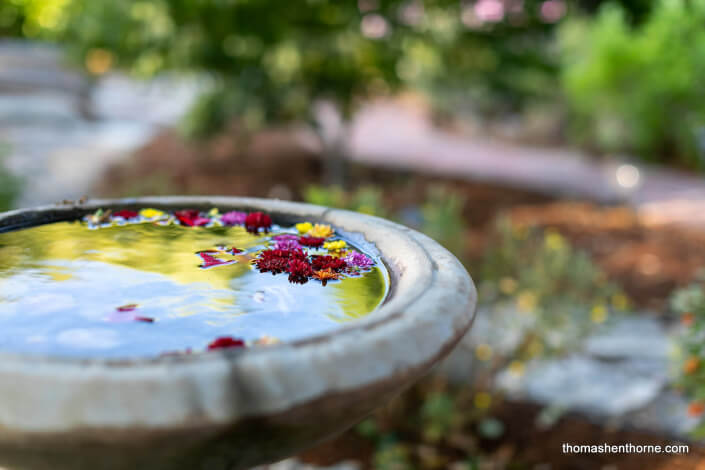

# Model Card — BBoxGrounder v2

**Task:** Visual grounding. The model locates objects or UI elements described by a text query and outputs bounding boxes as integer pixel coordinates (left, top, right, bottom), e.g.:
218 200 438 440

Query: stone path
0 40 202 208
440 310 698 439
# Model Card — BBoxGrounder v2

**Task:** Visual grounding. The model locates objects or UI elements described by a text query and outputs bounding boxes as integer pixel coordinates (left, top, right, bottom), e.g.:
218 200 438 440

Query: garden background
2 0 705 468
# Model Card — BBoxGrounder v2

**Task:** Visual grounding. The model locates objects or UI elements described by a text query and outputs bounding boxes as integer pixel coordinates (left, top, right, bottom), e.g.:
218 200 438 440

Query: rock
497 355 669 416
584 315 671 361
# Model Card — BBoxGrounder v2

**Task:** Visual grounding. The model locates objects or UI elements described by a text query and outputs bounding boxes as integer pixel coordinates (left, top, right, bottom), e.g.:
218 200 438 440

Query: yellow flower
544 230 566 251
499 277 517 295
307 223 334 238
516 290 537 312
323 240 347 252
140 208 165 219
527 338 544 357
611 293 629 311
296 222 313 234
590 304 608 324
475 343 493 361
509 360 525 376
208 207 220 217
474 392 492 410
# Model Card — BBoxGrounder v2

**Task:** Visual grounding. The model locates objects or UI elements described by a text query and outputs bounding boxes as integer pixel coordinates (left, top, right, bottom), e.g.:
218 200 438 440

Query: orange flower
689 401 705 417
314 268 340 286
682 312 695 327
684 356 700 375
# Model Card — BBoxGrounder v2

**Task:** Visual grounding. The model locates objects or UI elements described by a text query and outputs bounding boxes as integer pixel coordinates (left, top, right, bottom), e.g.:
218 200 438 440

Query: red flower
254 249 306 274
310 255 347 272
229 247 243 255
175 209 211 227
135 316 154 323
113 210 139 219
245 212 272 234
117 304 138 312
299 236 325 247
207 336 246 350
288 259 313 284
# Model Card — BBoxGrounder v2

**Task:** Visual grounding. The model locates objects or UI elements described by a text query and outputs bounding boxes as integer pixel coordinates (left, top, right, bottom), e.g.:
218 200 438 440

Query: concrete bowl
0 196 477 470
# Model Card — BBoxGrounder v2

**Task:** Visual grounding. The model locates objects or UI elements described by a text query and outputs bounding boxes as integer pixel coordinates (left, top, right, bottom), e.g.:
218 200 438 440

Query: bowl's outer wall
0 197 477 470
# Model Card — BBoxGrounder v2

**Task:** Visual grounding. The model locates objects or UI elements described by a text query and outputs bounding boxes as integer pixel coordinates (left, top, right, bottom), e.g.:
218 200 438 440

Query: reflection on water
0 221 388 358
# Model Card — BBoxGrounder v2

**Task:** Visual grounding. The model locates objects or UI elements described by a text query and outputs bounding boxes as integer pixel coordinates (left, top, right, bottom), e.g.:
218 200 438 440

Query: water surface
0 221 388 358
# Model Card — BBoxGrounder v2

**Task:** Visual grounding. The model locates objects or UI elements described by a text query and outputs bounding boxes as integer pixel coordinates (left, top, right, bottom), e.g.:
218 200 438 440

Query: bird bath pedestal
0 197 476 470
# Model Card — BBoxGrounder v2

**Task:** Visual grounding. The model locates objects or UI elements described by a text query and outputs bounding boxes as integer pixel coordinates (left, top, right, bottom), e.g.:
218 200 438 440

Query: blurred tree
6 0 575 181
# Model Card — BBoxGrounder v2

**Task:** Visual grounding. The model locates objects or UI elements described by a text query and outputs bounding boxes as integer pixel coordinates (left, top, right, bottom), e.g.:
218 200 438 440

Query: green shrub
560 0 705 168
671 275 705 435
479 217 629 359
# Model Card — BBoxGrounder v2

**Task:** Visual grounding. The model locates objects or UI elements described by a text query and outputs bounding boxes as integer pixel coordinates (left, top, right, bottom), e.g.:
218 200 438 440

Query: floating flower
207 336 246 350
273 234 299 241
344 251 374 268
296 222 313 234
323 240 347 252
117 304 138 312
254 249 307 275
314 268 340 286
86 209 112 225
311 255 347 272
112 209 139 220
139 208 165 219
274 238 301 251
245 212 272 234
287 259 313 284
307 223 334 238
255 335 281 346
197 251 236 269
135 316 154 323
299 236 325 247
175 209 211 227
221 211 247 226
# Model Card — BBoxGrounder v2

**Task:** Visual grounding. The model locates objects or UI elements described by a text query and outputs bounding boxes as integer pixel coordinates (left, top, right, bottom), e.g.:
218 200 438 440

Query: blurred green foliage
2 0 564 137
560 0 705 169
0 143 21 211
479 217 629 358
671 275 705 435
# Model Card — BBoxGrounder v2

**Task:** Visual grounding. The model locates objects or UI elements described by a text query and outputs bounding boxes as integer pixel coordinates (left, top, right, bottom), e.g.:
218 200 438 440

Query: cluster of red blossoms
244 212 272 234
254 249 348 285
298 236 325 247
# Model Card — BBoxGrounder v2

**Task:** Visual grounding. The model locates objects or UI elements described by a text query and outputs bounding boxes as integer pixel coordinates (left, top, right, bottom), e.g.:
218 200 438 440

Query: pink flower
274 238 301 251
221 211 247 226
344 251 374 268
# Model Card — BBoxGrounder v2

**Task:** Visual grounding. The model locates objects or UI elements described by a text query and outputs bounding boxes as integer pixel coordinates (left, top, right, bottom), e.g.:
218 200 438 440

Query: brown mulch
503 202 705 311
300 401 705 470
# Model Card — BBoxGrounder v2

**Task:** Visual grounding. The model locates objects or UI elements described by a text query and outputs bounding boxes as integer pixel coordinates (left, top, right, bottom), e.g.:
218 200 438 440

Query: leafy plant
671 275 705 435
479 217 629 359
559 0 705 168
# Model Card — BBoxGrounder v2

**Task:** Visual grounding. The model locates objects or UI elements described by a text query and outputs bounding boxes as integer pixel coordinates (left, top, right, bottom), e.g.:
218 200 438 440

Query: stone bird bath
0 196 476 470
